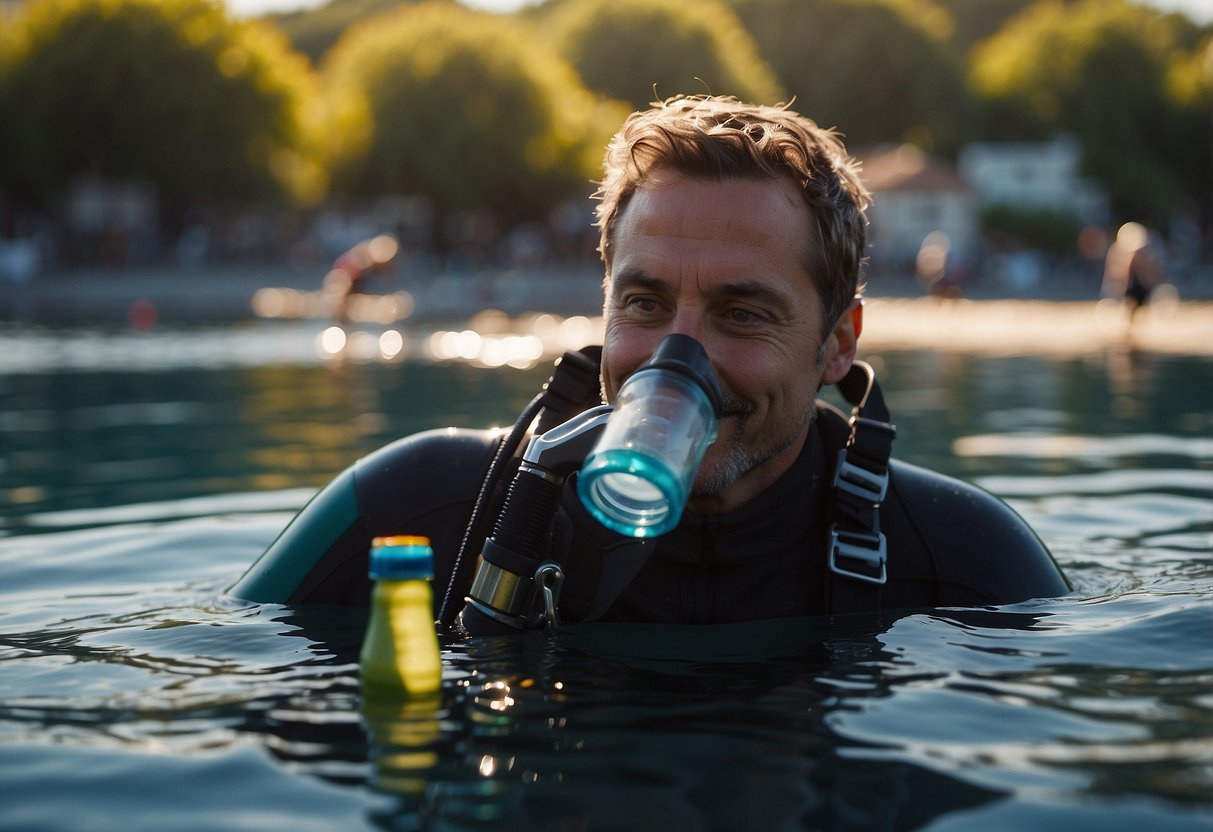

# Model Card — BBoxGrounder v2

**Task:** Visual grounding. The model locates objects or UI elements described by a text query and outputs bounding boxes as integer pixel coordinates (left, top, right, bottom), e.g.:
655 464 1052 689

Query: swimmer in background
323 234 400 326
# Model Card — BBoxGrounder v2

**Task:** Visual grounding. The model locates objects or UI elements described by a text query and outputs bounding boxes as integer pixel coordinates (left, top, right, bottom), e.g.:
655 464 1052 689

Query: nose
668 309 707 343
665 312 724 383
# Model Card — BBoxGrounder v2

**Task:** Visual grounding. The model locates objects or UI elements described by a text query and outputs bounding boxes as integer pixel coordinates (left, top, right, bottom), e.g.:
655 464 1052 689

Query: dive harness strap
827 360 896 613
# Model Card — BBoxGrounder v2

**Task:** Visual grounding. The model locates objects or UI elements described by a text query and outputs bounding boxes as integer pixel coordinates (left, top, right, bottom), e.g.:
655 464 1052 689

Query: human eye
622 294 664 319
721 305 770 329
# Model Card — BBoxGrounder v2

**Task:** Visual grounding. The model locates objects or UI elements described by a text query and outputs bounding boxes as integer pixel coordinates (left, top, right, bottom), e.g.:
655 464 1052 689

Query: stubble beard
690 394 818 499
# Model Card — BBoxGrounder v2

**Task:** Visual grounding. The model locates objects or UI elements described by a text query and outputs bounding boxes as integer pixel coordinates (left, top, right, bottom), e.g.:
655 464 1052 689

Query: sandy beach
858 294 1212 357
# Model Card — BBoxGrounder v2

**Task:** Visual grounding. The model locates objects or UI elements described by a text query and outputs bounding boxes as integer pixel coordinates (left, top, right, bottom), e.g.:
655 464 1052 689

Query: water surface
1 317 1210 830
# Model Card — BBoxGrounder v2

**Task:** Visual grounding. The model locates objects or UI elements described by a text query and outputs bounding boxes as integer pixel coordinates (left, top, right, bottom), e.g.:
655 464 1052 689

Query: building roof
856 144 970 194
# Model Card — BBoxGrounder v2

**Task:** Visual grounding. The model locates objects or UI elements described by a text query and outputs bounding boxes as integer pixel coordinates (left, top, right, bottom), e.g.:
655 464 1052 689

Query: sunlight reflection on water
0 310 1210 830
957 432 1213 460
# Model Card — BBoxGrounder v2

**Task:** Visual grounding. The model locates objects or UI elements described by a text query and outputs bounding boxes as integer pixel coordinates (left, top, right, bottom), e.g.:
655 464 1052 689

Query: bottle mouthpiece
577 335 722 538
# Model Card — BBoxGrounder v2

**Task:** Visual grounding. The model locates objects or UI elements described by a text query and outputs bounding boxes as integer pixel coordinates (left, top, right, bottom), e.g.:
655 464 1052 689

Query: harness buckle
833 448 889 502
828 527 888 585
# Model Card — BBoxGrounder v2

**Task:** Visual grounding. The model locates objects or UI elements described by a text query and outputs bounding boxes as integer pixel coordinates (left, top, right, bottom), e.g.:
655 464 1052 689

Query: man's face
601 170 857 515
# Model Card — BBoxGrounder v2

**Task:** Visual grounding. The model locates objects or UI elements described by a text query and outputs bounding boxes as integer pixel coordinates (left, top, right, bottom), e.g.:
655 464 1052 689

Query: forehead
618 170 806 232
610 172 816 290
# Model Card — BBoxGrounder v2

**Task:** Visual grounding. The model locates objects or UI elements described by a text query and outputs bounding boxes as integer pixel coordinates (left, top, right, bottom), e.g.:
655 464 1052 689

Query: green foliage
0 0 326 212
981 204 1081 254
929 0 1043 53
728 0 972 151
540 0 784 109
3 0 1207 239
969 0 1209 223
324 1 626 221
271 0 428 65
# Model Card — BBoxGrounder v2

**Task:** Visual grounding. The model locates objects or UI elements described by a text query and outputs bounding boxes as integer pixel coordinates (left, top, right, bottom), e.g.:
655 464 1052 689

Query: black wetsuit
541 402 1069 623
232 400 1071 621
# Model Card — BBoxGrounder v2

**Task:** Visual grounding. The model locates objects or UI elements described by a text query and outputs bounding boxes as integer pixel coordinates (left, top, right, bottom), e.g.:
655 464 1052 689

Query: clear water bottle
360 535 442 695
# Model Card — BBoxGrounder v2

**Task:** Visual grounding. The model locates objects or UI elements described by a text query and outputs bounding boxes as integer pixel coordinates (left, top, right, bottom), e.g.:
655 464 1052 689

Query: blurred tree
981 204 1082 255
324 1 626 226
727 0 973 152
1167 34 1213 188
0 0 326 218
970 0 1211 225
929 0 1041 53
271 0 428 65
0 15 16 191
539 0 784 110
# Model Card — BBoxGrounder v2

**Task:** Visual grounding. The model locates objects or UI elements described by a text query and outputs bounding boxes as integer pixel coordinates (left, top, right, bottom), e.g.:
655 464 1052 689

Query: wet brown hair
594 95 870 329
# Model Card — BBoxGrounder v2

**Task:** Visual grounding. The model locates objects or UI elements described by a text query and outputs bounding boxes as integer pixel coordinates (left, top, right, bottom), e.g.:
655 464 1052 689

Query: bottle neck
374 578 434 599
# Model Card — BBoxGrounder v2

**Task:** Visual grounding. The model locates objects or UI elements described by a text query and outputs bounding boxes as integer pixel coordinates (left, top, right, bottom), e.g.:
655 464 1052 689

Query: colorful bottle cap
369 535 434 580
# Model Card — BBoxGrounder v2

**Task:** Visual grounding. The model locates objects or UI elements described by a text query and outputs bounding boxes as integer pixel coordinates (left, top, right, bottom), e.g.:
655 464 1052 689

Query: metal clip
828 527 888 585
833 449 889 502
534 561 565 633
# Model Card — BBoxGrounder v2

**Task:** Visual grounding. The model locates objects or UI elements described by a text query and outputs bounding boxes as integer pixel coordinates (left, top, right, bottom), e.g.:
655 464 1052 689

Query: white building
858 144 978 267
957 135 1109 225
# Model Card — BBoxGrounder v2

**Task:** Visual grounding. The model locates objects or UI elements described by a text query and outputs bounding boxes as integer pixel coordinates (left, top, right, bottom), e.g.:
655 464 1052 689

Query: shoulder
355 427 501 486
231 427 501 606
882 459 1071 604
815 399 1069 605
353 427 502 534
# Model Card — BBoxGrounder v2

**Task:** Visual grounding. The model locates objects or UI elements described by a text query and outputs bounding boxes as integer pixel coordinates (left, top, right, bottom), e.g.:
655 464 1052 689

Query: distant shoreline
859 296 1213 357
1 264 1210 361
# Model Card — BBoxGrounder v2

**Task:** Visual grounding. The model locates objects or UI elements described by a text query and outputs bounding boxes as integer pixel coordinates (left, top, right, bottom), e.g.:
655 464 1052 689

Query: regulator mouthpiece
577 334 722 538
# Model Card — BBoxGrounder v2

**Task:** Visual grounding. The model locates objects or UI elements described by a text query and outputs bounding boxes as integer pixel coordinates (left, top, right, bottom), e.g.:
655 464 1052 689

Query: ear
820 298 862 386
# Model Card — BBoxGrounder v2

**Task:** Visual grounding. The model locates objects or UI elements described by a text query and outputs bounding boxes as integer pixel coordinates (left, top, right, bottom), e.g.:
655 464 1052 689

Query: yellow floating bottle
360 535 442 695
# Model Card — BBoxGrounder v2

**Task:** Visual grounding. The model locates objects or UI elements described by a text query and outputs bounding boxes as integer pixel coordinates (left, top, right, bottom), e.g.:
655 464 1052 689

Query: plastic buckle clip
828 527 888 585
833 448 889 503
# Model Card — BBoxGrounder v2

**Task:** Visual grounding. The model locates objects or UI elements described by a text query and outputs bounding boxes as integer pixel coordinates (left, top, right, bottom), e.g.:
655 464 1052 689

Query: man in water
233 96 1070 624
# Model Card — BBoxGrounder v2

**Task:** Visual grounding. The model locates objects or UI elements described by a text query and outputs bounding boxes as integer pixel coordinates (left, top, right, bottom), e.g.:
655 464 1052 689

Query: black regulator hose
437 390 546 627
438 347 603 629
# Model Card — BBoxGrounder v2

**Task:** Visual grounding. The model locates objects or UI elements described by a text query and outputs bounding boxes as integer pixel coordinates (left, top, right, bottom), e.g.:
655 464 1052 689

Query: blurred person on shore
915 231 964 298
1101 222 1165 320
323 234 400 325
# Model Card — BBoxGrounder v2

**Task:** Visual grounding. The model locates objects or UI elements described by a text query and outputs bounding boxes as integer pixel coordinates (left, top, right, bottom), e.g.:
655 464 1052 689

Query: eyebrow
611 268 797 317
610 268 664 294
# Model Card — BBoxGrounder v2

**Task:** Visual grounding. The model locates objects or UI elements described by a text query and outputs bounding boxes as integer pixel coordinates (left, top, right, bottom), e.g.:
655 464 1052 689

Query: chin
691 450 749 498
